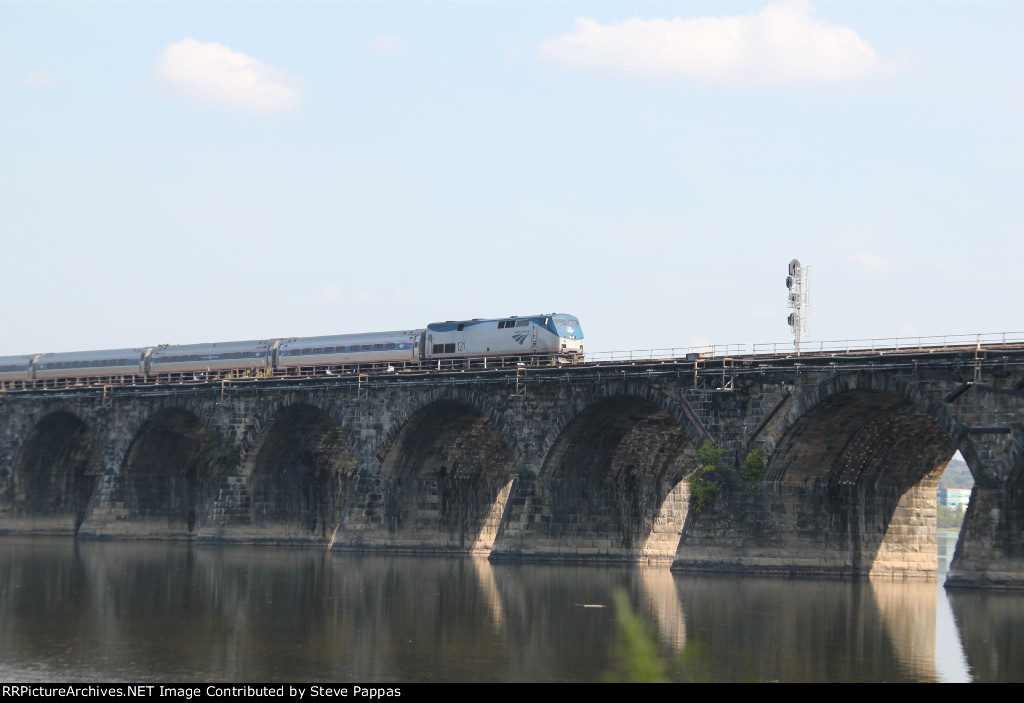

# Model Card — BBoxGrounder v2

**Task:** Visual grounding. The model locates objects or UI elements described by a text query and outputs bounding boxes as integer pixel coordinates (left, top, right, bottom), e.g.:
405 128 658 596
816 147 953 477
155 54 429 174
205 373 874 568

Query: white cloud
22 69 59 88
847 252 895 273
537 1 884 86
370 34 405 54
154 38 302 112
317 284 342 303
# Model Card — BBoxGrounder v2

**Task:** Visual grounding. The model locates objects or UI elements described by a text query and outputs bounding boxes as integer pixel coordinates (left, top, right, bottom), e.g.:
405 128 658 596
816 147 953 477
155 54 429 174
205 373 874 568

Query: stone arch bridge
1 344 1022 589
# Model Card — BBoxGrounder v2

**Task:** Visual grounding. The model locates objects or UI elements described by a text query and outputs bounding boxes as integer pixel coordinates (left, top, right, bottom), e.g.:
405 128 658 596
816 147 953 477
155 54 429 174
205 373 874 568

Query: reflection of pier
1 341 1023 588
872 580 937 680
666 575 941 682
948 587 1024 682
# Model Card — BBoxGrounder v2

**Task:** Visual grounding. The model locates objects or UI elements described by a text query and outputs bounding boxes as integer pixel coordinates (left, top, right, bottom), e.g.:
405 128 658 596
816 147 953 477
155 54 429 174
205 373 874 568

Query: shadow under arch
494 394 700 562
765 387 957 577
5 411 104 534
103 407 219 538
214 404 358 545
338 399 516 553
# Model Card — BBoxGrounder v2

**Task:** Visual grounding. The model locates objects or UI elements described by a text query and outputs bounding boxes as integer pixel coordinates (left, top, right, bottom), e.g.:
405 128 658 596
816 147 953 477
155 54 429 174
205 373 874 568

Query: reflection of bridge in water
1 336 1022 589
8 538 1021 681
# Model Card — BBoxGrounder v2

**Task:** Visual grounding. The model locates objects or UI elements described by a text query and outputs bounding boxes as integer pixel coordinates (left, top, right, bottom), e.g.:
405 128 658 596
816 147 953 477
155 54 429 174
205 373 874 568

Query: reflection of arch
499 393 699 561
243 404 357 542
120 408 218 533
373 399 516 551
765 382 958 577
9 412 104 532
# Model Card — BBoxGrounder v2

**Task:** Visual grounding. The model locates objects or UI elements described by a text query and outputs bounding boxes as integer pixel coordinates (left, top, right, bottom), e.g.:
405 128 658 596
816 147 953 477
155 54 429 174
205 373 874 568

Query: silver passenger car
276 330 422 369
148 340 276 375
0 355 37 381
33 349 148 380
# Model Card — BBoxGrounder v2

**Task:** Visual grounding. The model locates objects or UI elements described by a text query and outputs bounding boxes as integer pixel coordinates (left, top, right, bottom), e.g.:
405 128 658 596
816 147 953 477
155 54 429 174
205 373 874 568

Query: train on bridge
0 314 584 385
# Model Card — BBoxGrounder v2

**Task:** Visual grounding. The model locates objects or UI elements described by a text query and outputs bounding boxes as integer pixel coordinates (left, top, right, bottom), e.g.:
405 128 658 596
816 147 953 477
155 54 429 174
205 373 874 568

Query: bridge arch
373 387 520 470
116 407 221 536
230 403 358 544
6 411 104 533
345 392 517 553
537 382 706 464
235 396 359 469
496 388 702 561
763 373 970 466
760 374 961 577
106 398 218 474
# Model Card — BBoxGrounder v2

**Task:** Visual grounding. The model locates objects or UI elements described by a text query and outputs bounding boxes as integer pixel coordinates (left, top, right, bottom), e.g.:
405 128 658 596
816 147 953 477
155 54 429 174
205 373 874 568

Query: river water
0 532 1020 682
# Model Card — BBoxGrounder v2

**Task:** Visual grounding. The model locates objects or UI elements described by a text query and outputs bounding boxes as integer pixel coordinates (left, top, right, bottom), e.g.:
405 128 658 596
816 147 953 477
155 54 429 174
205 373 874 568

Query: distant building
938 488 972 512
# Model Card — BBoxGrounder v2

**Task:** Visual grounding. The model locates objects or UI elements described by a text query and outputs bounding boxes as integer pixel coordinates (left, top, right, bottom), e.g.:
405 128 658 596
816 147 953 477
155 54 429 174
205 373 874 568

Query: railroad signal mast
786 259 810 353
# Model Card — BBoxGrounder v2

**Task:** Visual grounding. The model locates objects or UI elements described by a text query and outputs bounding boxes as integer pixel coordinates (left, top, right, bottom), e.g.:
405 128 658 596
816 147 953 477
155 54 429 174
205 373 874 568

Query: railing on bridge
4 332 1023 395
586 331 1024 364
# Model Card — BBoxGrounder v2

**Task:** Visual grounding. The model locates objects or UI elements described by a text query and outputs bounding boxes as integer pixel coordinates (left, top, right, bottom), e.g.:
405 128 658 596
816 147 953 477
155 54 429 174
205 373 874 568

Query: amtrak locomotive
0 314 584 385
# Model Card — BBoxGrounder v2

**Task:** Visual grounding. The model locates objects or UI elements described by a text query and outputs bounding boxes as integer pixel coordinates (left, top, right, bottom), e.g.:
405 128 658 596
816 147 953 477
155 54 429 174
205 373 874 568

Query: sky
1 1 1021 356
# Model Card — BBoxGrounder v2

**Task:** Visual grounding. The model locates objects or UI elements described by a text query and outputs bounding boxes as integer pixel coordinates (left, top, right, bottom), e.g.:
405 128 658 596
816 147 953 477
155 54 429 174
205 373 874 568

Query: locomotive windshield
550 316 583 339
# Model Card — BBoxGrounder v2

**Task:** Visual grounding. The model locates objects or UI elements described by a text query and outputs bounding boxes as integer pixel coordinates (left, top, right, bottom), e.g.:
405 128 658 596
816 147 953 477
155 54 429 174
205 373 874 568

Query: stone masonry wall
0 351 1021 587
